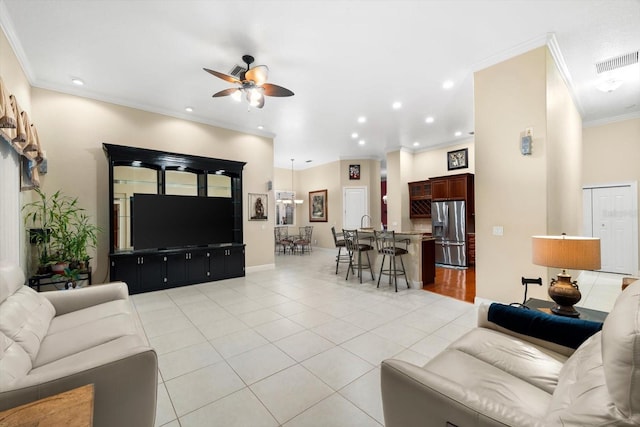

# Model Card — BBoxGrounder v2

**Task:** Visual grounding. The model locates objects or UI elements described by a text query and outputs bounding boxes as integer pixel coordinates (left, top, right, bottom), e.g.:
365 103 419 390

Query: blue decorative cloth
487 303 603 349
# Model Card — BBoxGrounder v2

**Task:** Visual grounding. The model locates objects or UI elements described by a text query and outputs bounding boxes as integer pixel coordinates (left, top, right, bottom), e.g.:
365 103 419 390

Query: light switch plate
492 226 504 236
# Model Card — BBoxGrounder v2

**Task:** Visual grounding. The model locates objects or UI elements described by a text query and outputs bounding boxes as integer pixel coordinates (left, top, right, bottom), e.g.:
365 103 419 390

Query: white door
583 184 637 274
344 187 368 230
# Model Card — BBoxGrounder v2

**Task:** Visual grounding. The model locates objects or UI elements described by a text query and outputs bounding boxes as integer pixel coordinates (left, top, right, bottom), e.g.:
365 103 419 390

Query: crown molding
546 33 585 116
583 110 640 128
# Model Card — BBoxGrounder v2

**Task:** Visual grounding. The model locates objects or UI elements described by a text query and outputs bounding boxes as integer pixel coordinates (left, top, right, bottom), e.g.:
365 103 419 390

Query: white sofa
0 260 157 427
381 280 640 426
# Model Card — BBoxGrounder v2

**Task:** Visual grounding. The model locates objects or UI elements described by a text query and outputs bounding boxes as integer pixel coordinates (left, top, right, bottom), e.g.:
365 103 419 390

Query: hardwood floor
423 266 476 303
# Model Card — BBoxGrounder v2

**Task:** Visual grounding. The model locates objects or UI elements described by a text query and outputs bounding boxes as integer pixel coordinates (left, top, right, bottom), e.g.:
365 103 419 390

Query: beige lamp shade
532 235 601 271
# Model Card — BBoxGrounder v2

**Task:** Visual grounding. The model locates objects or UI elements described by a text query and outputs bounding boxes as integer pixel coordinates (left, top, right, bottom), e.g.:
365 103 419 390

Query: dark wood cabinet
104 144 246 294
468 233 476 265
110 245 244 294
422 238 436 284
110 253 167 294
211 246 245 280
430 173 473 202
408 180 432 218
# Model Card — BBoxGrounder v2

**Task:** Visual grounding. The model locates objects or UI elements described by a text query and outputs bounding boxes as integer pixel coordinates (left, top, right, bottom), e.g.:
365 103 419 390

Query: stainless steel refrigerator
432 200 467 267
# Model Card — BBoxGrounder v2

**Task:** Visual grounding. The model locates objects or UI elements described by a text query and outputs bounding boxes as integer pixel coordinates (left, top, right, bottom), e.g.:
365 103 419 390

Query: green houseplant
23 188 100 273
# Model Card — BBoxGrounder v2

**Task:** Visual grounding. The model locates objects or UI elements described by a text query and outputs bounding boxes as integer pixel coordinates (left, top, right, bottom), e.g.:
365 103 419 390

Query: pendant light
277 159 303 204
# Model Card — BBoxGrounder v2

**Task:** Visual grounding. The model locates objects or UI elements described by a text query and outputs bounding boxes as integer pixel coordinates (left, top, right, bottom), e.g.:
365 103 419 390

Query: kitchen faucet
360 214 372 228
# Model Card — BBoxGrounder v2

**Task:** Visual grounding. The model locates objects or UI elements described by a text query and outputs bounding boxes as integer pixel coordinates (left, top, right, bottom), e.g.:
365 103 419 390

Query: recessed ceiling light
596 78 623 93
425 116 434 124
392 102 402 110
442 80 454 90
357 116 367 123
351 132 358 139
71 78 84 86
185 106 193 112
413 142 420 147
257 125 264 130
358 140 366 145
454 131 462 137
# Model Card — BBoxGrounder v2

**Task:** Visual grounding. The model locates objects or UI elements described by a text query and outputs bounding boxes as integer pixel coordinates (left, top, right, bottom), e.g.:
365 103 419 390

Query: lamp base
548 272 581 318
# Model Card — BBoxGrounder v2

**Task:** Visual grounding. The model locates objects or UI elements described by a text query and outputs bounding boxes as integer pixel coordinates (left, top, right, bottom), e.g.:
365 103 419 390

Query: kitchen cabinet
408 180 432 218
468 233 476 265
430 173 473 202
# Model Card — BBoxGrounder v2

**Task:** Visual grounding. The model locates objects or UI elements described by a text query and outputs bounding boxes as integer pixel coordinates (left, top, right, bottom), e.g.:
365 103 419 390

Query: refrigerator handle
443 203 449 240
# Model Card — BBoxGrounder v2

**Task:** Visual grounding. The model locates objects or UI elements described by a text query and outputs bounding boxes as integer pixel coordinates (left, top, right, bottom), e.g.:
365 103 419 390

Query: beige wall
583 117 640 268
30 88 275 282
274 159 382 249
1 26 32 269
474 46 581 304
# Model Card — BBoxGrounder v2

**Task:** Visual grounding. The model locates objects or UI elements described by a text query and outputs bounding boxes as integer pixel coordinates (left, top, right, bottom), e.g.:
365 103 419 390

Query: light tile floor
131 248 623 427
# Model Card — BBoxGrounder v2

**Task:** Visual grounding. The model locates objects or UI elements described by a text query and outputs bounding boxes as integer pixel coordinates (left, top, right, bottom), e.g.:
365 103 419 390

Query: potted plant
23 188 100 274
52 266 81 289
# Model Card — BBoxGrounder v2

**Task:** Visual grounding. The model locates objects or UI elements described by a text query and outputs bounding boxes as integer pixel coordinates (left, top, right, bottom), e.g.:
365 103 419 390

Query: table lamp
531 234 601 317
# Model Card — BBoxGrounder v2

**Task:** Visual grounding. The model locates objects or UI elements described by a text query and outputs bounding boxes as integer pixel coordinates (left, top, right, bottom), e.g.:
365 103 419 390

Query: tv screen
132 194 234 250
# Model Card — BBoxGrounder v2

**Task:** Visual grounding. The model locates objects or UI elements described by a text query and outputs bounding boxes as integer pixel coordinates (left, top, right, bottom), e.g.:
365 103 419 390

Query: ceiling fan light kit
204 55 294 109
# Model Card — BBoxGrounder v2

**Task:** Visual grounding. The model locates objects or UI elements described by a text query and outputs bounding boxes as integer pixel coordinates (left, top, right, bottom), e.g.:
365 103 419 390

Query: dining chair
374 230 409 292
343 228 375 283
294 226 313 254
274 226 292 255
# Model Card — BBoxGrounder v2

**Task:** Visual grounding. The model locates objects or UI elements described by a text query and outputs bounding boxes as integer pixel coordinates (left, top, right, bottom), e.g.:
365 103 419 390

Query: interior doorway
583 183 638 275
343 187 368 229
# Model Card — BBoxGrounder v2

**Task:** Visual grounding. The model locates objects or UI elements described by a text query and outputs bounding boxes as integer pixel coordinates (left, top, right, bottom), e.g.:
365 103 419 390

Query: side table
524 298 608 323
0 384 94 427
28 269 92 292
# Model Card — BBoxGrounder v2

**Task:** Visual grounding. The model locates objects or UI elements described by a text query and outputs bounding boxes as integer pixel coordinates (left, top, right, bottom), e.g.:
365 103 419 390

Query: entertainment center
104 143 246 294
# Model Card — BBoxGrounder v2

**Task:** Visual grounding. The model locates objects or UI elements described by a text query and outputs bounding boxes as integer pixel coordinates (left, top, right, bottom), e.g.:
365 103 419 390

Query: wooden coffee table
0 384 94 426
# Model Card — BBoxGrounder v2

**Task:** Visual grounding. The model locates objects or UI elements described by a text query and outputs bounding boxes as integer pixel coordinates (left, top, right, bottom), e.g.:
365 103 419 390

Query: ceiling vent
229 64 246 78
595 51 639 74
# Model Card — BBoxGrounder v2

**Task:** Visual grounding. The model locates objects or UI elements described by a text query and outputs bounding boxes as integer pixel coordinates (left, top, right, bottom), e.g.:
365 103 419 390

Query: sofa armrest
381 359 530 427
0 340 157 427
42 282 129 315
478 303 602 357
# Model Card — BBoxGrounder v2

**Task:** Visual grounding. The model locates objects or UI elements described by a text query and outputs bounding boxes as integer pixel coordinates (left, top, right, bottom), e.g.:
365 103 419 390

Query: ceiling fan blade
262 83 294 97
203 68 241 84
245 65 269 86
212 88 240 98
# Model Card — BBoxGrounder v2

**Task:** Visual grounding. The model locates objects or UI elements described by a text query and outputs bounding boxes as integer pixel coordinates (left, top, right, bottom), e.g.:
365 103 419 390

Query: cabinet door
165 253 187 286
447 176 468 200
188 250 211 282
210 248 226 280
138 254 166 292
110 255 139 291
430 179 448 200
226 247 245 278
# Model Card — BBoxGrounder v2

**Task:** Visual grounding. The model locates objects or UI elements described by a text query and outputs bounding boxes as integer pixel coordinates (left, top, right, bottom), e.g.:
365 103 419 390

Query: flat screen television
131 194 234 250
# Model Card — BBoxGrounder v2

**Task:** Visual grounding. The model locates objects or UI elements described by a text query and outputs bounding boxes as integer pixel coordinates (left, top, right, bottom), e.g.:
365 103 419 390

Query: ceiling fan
204 55 294 109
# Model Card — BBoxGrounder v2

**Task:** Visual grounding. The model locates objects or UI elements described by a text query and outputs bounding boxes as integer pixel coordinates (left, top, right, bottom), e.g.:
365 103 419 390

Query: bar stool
374 230 409 292
343 229 375 283
331 226 351 274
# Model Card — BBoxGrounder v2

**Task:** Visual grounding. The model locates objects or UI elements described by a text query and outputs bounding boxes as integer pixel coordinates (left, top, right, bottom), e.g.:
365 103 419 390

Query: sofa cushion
487 303 603 349
34 300 137 367
545 332 633 425
0 286 55 363
601 280 640 422
0 330 32 391
448 328 567 394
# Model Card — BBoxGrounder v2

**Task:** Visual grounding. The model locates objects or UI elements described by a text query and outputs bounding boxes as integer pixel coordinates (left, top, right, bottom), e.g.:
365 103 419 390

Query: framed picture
20 156 37 191
349 164 360 180
447 148 469 171
309 189 328 222
248 193 268 220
